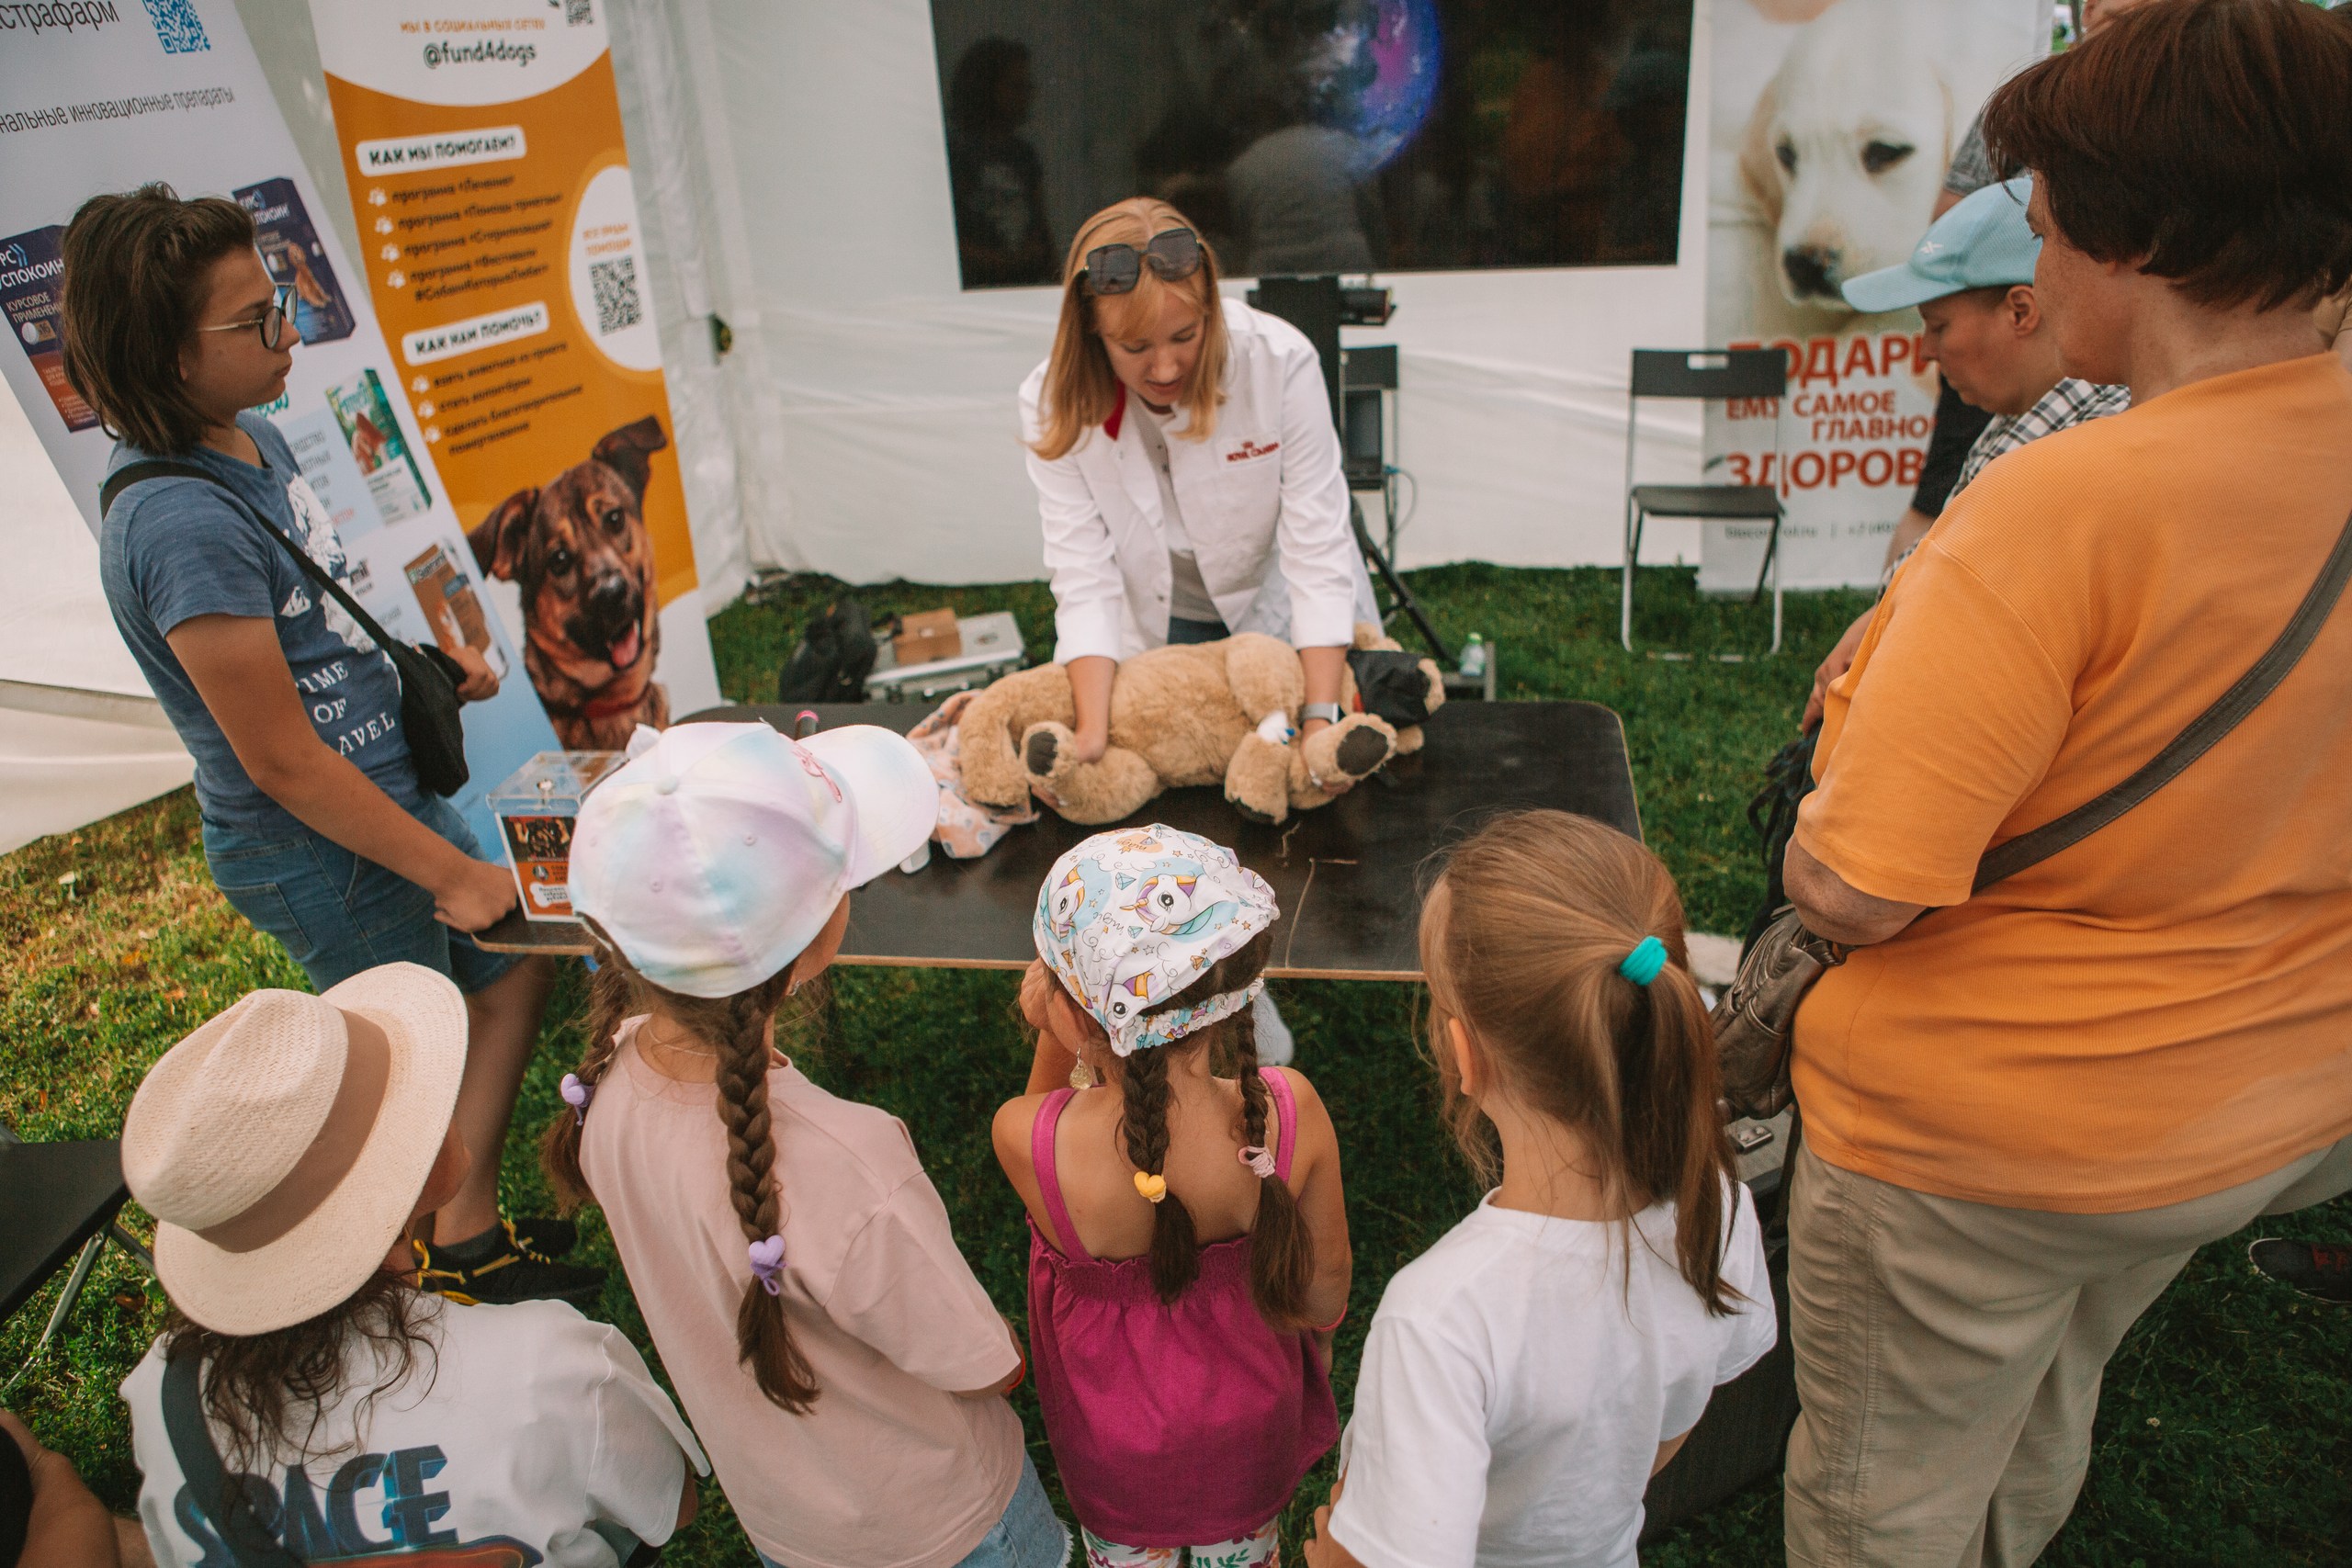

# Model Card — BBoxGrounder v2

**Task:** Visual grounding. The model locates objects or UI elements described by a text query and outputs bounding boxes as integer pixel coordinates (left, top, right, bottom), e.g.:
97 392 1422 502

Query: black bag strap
1972 505 2352 894
100 459 406 661
161 1349 305 1568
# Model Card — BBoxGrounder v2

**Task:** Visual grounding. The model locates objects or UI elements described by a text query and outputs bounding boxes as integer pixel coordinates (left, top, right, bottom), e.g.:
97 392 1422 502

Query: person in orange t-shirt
1774 6 2352 1565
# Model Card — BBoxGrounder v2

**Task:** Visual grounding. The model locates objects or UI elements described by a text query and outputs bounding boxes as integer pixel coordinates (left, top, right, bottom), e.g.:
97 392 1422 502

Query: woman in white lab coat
1020 197 1374 759
1020 197 1374 1061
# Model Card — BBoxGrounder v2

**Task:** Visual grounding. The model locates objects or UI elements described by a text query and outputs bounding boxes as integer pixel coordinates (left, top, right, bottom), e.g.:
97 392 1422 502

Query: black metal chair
0 1126 151 1396
1622 348 1790 657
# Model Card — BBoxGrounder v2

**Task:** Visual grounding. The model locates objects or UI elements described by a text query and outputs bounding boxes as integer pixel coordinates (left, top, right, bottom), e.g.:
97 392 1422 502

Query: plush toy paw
1293 713 1397 807
1020 720 1079 795
1225 733 1295 825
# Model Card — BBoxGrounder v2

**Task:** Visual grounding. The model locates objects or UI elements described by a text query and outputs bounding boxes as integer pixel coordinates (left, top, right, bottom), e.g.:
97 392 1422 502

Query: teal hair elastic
1618 935 1668 987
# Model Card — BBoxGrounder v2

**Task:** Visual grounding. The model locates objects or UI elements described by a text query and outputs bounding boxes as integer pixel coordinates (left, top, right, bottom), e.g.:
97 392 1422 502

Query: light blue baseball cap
1842 176 2040 313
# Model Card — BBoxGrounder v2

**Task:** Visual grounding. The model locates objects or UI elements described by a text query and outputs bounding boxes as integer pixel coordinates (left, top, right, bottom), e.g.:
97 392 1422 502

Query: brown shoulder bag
1714 505 2352 1120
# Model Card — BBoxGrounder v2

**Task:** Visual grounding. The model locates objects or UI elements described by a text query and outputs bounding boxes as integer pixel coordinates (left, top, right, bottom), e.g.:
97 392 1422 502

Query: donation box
487 751 625 921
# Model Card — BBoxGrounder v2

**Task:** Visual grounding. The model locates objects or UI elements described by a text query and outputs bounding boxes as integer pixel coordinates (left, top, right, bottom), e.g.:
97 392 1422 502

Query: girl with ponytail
996 826 1350 1568
548 722 1067 1568
1304 809 1778 1568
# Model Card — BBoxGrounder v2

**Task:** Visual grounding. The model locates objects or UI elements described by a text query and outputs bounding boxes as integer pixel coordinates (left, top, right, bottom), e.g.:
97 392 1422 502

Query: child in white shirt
1306 809 1778 1568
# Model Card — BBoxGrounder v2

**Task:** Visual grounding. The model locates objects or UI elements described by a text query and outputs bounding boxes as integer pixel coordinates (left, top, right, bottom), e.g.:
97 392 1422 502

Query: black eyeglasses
195 286 295 351
1080 228 1204 296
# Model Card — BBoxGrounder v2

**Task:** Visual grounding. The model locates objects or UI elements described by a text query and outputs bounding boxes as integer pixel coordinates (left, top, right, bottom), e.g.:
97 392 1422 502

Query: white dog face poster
1700 0 2048 592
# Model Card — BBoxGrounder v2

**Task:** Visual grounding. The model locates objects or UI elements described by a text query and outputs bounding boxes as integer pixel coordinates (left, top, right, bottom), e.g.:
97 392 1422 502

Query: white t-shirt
123 1296 707 1568
1329 1181 1777 1568
1132 402 1223 625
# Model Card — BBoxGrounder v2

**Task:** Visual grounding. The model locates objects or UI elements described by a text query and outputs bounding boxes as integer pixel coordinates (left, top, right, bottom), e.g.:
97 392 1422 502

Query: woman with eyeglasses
1021 198 1375 1062
62 184 594 1308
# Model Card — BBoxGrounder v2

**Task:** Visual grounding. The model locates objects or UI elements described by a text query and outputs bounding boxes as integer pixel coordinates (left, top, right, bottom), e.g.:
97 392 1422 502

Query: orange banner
311 1 714 747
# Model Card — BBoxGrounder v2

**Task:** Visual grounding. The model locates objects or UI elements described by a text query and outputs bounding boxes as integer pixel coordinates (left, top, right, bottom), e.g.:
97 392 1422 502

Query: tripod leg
1352 498 1453 666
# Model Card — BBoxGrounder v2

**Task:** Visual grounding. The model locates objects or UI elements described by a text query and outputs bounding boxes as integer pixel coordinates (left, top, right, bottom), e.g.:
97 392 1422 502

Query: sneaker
508 1213 579 1258
416 1221 605 1307
2248 1237 2352 1304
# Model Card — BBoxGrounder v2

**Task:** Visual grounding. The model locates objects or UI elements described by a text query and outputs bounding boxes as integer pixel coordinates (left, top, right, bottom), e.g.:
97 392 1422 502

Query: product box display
487 750 625 921
865 610 1026 701
894 608 963 666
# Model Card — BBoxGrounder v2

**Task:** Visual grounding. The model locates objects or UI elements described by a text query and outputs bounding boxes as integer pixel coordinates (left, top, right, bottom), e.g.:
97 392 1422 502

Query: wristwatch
1301 701 1343 726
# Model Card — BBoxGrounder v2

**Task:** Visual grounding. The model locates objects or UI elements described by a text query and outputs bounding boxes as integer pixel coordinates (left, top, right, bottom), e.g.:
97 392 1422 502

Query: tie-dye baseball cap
1034 824 1279 1055
571 722 938 998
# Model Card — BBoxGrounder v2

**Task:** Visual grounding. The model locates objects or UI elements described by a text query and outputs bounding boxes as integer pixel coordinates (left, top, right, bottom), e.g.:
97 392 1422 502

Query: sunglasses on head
1080 228 1204 296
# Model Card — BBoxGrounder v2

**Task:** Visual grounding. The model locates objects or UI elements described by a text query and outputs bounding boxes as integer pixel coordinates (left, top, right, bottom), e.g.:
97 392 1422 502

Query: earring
1069 1056 1097 1089
786 976 803 996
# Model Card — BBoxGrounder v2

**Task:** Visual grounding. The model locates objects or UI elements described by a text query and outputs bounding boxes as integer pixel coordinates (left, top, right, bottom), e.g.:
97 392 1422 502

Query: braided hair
1114 928 1313 1326
542 920 821 1410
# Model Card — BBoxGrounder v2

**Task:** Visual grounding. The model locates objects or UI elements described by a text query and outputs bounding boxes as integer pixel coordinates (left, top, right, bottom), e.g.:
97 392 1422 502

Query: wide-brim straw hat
121 963 467 1336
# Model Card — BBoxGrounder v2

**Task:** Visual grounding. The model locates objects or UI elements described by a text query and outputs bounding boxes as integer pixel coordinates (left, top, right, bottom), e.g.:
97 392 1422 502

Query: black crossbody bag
1714 504 2352 1120
101 460 471 797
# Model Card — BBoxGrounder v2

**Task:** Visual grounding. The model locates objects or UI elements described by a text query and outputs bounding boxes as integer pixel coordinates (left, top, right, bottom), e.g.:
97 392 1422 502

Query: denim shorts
202 794 519 997
758 1453 1068 1568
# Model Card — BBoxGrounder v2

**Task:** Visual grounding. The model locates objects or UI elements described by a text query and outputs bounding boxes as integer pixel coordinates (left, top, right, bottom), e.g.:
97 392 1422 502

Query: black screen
929 0 1695 289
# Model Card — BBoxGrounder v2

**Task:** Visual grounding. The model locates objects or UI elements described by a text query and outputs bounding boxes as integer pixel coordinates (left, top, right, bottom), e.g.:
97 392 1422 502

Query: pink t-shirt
582 1018 1025 1568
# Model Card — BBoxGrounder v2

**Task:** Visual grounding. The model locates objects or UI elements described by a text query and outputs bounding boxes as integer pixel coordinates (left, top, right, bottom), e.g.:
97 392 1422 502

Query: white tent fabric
0 384 195 853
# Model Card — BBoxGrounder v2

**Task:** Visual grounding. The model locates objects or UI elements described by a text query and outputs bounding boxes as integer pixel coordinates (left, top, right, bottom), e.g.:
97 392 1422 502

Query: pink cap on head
570 722 939 998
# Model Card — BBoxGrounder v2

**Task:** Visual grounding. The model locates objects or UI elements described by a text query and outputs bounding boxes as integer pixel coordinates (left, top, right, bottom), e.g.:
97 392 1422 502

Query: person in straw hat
115 963 707 1568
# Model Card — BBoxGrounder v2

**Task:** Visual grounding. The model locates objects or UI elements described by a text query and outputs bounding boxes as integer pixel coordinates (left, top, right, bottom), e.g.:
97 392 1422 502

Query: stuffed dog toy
469 417 671 749
958 624 1444 827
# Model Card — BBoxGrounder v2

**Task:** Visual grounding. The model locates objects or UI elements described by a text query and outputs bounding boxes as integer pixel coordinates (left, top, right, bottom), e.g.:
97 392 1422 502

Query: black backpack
778 598 878 703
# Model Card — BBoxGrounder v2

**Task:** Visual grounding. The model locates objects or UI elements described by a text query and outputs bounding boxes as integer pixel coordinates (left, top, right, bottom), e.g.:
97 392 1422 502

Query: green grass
6 566 2347 1565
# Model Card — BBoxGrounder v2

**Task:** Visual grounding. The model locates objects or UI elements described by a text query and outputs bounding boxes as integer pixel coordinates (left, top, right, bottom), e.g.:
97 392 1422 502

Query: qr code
566 0 594 23
590 256 641 336
141 0 211 53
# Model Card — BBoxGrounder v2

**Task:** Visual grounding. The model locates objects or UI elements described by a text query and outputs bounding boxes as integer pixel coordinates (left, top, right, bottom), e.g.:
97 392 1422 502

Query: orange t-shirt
1795 354 2352 1213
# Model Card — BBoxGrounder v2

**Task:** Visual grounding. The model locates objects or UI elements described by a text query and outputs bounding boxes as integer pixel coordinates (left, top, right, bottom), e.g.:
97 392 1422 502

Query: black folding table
476 699 1643 979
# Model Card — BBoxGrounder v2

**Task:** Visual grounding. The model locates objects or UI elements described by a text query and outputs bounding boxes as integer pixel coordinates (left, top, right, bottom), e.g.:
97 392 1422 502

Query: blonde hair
1030 197 1229 462
1419 810 1740 1314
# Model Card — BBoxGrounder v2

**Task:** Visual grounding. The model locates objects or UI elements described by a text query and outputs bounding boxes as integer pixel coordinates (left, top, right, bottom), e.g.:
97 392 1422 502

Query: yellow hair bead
1133 1170 1169 1203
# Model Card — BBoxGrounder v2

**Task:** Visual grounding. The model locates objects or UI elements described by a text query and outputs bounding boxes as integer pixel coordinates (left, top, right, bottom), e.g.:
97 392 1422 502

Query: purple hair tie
560 1073 593 1125
1238 1145 1276 1179
748 1234 786 1295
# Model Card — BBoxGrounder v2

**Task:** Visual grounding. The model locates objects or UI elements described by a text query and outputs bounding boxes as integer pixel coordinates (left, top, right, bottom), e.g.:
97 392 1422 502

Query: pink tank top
1026 1069 1339 1546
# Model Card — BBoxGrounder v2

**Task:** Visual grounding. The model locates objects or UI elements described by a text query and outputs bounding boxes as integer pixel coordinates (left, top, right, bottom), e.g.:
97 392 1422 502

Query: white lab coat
1020 298 1370 664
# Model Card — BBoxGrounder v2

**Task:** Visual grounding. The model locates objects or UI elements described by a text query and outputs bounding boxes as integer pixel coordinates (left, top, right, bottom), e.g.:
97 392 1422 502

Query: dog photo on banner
307 0 723 750
1701 0 2049 592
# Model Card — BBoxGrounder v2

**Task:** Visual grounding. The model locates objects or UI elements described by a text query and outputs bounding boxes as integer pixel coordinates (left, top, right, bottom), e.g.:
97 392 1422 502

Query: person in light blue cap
1804 175 2130 729
1845 175 2129 518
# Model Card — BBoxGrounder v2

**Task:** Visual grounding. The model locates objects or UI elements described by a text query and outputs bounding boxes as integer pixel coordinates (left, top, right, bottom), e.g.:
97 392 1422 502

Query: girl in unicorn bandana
995 826 1353 1567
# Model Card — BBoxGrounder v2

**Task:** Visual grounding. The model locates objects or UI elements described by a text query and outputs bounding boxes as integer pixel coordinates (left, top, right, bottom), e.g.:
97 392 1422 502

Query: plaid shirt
1951 378 2132 499
1887 378 2131 582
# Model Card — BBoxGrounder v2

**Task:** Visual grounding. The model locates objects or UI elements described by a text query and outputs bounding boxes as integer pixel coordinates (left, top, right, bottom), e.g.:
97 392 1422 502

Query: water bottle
1458 633 1487 680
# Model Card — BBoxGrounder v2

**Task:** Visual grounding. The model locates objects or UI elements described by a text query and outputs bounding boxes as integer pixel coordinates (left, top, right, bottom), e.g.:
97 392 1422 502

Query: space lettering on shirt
172 1443 542 1568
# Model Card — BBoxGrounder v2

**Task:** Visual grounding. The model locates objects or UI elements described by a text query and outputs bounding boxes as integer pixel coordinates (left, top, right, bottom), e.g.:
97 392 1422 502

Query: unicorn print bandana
1034 825 1279 1056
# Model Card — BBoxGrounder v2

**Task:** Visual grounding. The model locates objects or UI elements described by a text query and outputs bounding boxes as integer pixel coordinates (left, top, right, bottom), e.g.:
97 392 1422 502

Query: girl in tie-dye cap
994 825 1353 1568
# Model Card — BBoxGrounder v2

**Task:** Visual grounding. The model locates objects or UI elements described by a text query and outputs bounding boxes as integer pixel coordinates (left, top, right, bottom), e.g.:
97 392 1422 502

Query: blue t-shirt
99 412 424 836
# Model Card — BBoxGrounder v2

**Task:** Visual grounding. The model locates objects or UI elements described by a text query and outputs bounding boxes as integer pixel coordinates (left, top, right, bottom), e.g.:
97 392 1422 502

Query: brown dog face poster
310 0 720 749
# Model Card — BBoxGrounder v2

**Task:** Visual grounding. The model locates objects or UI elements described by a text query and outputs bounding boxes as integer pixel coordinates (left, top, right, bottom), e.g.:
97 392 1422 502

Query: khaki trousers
1781 1134 2352 1568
